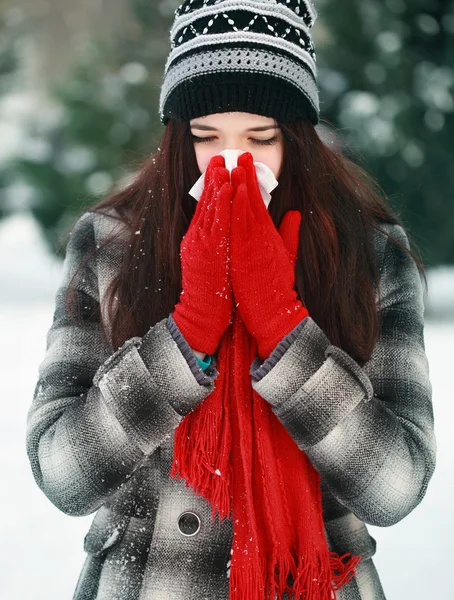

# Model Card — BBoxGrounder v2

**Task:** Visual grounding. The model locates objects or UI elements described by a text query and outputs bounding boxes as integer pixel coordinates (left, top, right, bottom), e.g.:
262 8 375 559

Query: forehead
190 112 276 129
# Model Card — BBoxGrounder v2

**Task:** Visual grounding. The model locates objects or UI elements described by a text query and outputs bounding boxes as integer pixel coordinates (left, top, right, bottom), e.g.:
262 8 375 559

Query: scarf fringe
229 555 265 600
171 398 232 520
329 552 361 590
291 551 360 599
229 549 360 600
170 315 362 600
270 551 297 598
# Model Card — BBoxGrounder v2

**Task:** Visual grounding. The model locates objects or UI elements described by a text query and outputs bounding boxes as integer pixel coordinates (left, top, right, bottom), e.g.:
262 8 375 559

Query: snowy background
1 212 453 599
1 1 453 597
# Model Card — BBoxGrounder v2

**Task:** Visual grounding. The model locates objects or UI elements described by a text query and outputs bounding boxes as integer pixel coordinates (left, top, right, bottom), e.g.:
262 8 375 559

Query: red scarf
171 310 360 599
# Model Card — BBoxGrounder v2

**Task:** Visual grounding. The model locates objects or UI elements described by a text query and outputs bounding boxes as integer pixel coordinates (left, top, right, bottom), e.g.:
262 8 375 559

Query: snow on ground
1 213 452 599
425 266 454 320
0 212 63 304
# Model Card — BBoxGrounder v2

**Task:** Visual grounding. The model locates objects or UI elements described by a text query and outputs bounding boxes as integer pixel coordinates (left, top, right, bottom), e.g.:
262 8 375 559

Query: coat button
178 511 201 536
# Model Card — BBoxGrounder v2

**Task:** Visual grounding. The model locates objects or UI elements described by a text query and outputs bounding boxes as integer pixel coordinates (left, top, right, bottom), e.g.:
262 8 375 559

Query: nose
220 148 250 171
222 140 248 153
220 142 255 165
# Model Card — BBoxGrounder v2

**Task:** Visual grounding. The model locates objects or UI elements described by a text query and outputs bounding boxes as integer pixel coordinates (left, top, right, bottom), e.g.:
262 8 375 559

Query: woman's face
190 112 284 179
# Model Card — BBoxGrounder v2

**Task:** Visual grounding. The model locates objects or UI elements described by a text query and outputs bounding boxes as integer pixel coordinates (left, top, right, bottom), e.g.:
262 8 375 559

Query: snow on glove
230 152 309 360
173 155 234 355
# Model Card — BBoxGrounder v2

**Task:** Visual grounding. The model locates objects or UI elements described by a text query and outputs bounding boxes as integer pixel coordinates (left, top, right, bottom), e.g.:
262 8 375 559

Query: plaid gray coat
26 209 436 600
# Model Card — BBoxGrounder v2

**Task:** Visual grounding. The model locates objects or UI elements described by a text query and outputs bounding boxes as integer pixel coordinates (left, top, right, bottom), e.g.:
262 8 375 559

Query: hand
173 155 234 355
230 152 309 360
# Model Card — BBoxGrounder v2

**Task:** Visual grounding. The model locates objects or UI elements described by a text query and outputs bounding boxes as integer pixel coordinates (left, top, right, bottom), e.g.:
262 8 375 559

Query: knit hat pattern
159 0 320 125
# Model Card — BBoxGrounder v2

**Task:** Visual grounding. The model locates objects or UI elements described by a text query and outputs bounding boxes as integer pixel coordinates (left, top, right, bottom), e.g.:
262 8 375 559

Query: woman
26 0 436 599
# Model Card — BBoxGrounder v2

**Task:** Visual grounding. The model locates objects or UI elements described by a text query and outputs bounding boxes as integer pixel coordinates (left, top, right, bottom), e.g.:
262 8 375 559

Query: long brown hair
66 118 425 365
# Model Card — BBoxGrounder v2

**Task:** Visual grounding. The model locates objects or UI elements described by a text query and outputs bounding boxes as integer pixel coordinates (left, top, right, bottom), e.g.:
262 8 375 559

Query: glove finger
278 210 301 265
199 160 215 200
211 166 231 189
231 166 246 190
198 156 226 218
216 180 234 224
190 197 205 233
231 182 251 248
237 152 260 195
206 175 232 231
194 168 215 231
212 181 233 245
203 167 231 230
237 152 268 223
237 151 253 170
207 154 226 171
200 194 216 233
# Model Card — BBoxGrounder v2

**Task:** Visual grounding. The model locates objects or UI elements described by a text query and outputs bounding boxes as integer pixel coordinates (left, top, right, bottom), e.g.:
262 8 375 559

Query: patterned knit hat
159 0 320 125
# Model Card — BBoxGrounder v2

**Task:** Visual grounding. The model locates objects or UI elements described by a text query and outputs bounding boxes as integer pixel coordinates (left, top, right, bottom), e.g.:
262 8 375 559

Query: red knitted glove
230 152 309 360
173 155 234 355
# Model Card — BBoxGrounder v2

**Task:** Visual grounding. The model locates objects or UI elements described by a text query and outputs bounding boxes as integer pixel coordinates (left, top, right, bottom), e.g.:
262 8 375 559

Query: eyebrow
190 123 279 132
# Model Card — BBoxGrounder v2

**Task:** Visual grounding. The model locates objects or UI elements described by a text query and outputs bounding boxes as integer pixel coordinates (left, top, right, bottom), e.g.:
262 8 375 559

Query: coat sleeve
26 211 217 517
250 224 436 527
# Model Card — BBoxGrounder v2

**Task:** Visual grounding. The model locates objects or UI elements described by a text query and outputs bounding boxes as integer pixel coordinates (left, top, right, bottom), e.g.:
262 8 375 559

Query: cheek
271 155 283 180
194 145 213 174
261 146 283 180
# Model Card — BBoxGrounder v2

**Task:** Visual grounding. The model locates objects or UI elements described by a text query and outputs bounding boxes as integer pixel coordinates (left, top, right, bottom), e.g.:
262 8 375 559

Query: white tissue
188 149 279 209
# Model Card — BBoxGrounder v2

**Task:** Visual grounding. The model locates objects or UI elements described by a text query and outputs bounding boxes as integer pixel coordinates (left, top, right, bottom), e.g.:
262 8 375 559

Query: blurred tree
316 0 454 265
7 0 177 255
0 4 26 221
17 0 133 91
4 0 454 265
0 6 19 90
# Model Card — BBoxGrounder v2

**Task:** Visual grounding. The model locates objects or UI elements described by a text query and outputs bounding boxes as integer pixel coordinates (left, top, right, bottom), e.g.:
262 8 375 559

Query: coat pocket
83 505 131 556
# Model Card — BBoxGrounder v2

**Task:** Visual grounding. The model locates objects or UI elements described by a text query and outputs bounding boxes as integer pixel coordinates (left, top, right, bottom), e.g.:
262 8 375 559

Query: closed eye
191 135 278 146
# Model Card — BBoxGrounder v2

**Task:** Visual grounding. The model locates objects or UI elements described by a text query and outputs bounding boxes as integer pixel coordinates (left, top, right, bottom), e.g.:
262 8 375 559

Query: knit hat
159 0 320 125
